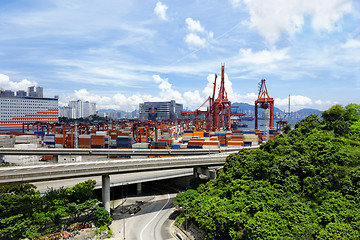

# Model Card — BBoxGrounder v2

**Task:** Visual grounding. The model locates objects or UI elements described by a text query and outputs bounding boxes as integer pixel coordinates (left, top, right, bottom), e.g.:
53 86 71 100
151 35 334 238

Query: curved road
111 192 177 240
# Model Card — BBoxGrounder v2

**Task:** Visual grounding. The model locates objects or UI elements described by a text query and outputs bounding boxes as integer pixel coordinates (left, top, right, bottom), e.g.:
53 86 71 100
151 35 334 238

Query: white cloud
229 0 243 8
152 74 186 104
183 90 204 109
239 0 352 44
72 88 159 111
66 75 207 111
184 18 213 49
154 2 168 21
0 74 37 91
185 18 205 32
65 72 341 113
275 97 334 111
314 99 336 110
185 33 208 48
341 38 360 49
237 48 289 64
203 73 257 105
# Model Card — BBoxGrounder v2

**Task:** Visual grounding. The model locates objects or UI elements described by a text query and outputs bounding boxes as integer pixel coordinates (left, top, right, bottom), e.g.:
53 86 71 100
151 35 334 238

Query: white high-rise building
83 101 96 118
69 100 83 119
65 100 96 119
0 87 58 128
59 106 75 118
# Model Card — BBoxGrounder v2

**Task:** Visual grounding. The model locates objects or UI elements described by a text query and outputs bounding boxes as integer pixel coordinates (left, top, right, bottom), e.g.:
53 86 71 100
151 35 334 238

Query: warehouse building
0 87 58 128
139 100 183 121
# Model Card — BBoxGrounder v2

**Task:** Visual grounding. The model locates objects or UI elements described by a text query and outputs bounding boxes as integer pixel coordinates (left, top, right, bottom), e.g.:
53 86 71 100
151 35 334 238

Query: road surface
111 191 177 240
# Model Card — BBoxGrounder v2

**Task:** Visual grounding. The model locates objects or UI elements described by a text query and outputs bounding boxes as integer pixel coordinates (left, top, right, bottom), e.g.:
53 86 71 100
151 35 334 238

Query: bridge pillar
201 167 210 178
102 175 110 213
209 169 217 179
193 168 199 178
193 167 217 180
137 182 142 195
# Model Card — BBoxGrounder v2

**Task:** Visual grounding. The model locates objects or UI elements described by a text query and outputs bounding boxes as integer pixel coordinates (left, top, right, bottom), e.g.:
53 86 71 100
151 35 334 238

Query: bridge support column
201 167 210 178
137 183 142 195
193 167 217 180
52 155 58 163
102 175 110 213
193 168 199 178
209 169 217 179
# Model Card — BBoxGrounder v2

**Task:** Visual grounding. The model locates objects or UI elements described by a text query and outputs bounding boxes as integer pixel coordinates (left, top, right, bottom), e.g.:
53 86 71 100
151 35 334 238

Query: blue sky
0 0 359 111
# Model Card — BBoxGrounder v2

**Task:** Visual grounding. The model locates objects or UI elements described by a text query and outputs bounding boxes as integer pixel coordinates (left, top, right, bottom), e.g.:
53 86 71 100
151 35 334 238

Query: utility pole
74 122 78 148
122 185 126 240
288 95 291 119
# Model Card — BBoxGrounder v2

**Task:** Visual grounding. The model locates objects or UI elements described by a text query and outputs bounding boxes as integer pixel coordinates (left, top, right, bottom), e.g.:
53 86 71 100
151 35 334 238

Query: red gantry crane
255 79 274 130
182 64 231 131
212 64 231 131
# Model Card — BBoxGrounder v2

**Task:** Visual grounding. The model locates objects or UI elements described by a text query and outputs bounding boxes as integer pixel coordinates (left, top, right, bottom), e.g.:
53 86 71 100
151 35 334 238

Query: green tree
94 206 112 228
174 105 360 239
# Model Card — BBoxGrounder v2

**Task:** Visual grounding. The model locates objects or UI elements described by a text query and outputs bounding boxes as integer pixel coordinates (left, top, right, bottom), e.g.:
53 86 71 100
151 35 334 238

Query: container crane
212 64 231 131
182 64 231 131
255 79 274 130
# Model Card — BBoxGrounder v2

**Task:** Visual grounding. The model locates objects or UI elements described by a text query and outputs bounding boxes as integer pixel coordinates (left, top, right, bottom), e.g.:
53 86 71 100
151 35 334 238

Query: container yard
0 65 286 166
0 121 279 162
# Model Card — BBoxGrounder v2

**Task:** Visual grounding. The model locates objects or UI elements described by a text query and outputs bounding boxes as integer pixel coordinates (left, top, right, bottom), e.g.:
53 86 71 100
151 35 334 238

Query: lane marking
140 193 170 240
169 219 177 240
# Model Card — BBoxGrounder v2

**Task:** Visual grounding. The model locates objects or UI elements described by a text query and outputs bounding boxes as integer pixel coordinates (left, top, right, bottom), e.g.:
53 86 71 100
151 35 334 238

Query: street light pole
112 183 114 209
122 185 126 240
185 208 188 232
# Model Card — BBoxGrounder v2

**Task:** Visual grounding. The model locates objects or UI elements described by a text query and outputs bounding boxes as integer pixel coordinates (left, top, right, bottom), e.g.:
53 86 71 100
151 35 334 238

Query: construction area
0 65 287 165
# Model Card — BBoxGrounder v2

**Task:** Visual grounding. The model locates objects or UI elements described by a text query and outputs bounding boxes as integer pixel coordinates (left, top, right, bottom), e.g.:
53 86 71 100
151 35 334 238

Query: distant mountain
231 102 284 113
98 109 117 112
295 108 322 115
231 102 322 119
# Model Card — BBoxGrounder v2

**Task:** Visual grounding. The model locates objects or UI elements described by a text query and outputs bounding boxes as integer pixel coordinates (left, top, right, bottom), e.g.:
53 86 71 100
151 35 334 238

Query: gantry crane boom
254 79 274 130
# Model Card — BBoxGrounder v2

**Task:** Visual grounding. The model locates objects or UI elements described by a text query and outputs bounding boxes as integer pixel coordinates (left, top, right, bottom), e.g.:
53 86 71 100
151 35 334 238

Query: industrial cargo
79 135 91 148
34 131 45 137
149 141 169 149
132 143 149 149
202 140 220 149
227 140 244 147
91 135 105 146
43 134 55 145
116 136 132 148
187 138 204 149
0 135 14 148
55 134 64 145
244 141 252 147
172 143 180 149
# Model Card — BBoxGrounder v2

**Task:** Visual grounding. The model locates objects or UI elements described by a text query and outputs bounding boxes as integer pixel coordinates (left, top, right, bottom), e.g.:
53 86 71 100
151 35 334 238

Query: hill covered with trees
175 104 360 239
0 180 112 239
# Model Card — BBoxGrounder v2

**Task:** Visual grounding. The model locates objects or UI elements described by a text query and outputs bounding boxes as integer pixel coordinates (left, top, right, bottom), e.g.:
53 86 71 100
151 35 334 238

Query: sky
0 0 359 112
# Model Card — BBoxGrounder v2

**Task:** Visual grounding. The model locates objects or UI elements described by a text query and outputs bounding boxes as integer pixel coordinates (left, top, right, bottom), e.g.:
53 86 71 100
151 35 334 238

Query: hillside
174 104 360 239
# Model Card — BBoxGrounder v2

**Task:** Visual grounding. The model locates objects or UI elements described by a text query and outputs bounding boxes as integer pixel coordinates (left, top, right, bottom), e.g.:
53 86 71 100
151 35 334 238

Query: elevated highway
0 146 258 211
0 152 231 185
0 147 238 156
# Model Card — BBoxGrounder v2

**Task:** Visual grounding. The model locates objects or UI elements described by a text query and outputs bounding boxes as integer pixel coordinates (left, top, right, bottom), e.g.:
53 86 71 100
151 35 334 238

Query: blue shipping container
187 145 203 149
215 133 226 136
243 141 252 147
91 145 105 149
35 132 45 137
243 131 256 134
172 144 180 149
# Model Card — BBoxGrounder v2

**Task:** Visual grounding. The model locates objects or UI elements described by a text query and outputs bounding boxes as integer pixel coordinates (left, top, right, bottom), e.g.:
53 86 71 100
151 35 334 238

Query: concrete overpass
0 147 238 156
0 146 257 212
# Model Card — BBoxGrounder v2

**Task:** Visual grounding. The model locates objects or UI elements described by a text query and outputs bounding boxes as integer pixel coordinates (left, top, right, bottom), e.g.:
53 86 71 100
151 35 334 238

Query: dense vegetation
0 180 112 239
58 115 108 123
175 104 360 239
